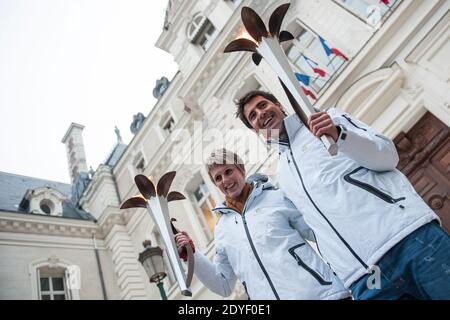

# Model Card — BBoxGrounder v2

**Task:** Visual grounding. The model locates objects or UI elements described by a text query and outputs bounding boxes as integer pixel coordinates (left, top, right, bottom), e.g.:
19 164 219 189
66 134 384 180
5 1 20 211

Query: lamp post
138 240 168 300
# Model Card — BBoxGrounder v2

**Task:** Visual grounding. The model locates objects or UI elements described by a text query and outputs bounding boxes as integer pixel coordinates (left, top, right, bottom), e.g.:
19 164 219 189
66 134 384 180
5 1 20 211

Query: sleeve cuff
336 124 348 146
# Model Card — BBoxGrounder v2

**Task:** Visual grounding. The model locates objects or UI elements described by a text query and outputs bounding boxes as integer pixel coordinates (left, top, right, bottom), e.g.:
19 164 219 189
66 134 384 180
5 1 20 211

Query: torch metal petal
157 171 176 198
224 38 257 53
279 30 294 43
167 191 186 202
241 6 268 42
120 196 147 209
252 52 263 66
269 3 290 38
134 175 156 199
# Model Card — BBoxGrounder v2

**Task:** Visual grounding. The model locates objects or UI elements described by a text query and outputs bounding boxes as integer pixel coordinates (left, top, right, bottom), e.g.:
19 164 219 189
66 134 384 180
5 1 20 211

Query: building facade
0 0 449 300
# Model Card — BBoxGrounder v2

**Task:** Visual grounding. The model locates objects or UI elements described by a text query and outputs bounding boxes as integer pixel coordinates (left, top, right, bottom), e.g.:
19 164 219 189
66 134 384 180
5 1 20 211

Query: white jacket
193 174 350 300
274 111 438 288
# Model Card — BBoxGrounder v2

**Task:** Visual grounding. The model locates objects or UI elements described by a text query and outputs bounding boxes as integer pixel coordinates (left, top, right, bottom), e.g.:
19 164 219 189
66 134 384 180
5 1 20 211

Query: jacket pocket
344 167 405 207
342 114 367 131
288 243 332 286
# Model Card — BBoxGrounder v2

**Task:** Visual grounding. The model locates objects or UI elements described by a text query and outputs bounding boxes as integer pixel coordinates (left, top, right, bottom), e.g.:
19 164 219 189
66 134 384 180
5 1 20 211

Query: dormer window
21 187 66 216
187 13 218 51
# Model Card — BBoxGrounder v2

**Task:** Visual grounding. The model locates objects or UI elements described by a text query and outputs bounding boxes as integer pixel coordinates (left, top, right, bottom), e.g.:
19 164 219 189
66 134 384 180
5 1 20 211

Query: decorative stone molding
0 211 99 238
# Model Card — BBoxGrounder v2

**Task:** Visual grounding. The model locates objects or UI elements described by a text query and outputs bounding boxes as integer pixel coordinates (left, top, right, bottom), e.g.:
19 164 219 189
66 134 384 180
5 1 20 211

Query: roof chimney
61 123 89 183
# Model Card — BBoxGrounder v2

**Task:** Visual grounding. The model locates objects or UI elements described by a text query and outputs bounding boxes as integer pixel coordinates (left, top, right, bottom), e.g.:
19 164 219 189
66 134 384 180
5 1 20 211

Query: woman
175 149 350 300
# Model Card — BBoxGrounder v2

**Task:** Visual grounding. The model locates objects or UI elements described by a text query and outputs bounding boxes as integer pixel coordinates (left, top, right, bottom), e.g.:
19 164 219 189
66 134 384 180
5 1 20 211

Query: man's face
243 95 286 139
210 164 246 200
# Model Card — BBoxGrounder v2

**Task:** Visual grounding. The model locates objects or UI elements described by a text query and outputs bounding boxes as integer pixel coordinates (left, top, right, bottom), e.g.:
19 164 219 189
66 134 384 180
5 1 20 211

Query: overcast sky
0 0 178 183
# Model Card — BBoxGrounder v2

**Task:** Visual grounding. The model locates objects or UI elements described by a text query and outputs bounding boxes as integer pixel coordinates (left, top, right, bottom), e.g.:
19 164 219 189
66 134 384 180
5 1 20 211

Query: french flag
302 86 317 100
295 72 311 86
302 54 327 77
319 36 349 61
294 72 316 99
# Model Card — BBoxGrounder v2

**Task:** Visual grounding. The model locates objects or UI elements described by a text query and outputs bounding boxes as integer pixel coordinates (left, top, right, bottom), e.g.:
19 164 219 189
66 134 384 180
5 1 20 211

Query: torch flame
237 27 257 44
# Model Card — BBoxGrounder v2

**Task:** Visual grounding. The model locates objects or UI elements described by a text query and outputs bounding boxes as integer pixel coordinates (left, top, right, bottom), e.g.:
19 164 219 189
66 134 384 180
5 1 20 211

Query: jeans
350 221 450 300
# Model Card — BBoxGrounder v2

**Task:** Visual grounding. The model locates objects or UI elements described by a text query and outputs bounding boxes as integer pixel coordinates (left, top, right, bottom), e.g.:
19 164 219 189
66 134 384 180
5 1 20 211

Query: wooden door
394 112 450 232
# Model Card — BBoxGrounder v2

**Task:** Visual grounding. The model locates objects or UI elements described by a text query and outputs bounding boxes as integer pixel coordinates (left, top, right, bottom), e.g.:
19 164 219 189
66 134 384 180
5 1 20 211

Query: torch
224 3 338 156
120 172 194 297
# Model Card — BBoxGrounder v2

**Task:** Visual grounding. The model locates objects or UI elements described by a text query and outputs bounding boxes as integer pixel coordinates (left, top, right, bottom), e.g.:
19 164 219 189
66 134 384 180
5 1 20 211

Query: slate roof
0 171 95 221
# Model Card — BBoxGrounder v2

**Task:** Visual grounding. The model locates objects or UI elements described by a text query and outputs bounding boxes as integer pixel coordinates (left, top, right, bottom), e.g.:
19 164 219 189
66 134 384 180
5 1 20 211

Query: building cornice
0 211 99 238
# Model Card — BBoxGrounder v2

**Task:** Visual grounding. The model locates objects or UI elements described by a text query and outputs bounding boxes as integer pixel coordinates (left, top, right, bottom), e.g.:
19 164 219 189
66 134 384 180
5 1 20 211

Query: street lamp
138 240 168 300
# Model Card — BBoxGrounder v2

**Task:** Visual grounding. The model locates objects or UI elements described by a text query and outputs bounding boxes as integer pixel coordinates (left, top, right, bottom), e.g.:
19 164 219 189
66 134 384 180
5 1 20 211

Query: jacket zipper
242 281 250 300
311 230 324 258
344 167 405 208
311 231 337 276
287 147 369 270
241 210 280 300
288 244 332 285
342 115 367 131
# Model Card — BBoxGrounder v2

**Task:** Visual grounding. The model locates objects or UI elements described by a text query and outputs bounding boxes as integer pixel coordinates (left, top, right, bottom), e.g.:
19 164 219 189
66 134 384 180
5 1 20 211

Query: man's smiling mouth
262 115 273 129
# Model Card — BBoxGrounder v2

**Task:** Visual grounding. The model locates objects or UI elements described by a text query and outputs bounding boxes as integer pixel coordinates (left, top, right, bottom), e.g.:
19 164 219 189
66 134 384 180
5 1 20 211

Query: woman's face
209 164 246 200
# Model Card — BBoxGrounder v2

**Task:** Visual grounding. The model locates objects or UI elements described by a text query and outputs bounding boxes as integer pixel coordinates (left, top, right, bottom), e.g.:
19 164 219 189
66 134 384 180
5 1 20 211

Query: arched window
29 258 80 300
187 13 218 51
38 266 68 300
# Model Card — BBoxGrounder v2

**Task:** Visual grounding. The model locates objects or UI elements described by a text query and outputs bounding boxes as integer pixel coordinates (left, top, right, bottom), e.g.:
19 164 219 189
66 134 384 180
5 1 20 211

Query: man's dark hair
235 90 280 129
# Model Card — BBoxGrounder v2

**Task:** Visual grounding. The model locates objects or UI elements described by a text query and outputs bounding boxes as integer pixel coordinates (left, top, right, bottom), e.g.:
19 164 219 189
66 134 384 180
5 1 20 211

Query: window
136 158 145 173
187 13 218 51
132 152 146 174
285 24 345 96
162 116 175 135
191 181 217 242
334 0 399 27
38 267 68 300
40 277 66 300
39 199 54 215
31 259 80 300
197 23 217 51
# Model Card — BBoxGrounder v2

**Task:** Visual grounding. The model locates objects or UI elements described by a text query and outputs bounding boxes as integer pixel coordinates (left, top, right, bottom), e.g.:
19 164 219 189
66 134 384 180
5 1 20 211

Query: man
235 90 450 299
175 149 350 300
